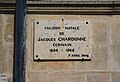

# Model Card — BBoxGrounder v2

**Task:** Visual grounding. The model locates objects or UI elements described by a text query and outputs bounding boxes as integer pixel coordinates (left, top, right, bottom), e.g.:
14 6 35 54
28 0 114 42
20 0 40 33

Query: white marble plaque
33 16 91 61
0 75 7 82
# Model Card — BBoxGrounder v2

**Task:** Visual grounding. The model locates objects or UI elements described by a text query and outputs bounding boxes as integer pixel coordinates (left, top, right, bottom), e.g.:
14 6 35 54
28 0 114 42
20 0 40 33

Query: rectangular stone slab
33 15 91 61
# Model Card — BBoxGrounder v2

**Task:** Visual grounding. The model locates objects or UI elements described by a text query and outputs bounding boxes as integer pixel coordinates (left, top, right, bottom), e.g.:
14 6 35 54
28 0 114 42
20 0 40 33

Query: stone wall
26 15 120 82
0 14 120 82
0 14 14 82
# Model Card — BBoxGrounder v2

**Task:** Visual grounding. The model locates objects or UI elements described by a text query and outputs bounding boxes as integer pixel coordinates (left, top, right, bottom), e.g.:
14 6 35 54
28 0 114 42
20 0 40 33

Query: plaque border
33 16 92 61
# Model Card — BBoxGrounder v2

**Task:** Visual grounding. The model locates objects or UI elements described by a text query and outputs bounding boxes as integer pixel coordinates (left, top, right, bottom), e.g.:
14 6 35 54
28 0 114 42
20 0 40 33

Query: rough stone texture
31 62 74 71
90 46 108 70
0 15 2 46
110 18 120 70
26 15 112 82
92 20 108 45
0 15 4 73
86 73 110 82
74 45 108 70
4 16 14 42
0 44 4 74
26 16 74 72
111 72 120 82
5 44 13 74
1 14 120 82
73 17 109 70
0 15 2 44
4 15 14 82
3 15 14 76
111 20 120 46
110 45 120 70
0 15 14 82
28 72 85 82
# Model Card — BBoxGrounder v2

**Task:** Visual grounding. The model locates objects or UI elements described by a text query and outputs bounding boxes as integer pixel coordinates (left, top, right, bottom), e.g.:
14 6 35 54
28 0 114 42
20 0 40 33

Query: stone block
111 72 120 82
71 73 85 82
3 44 13 74
31 61 74 71
91 45 108 70
4 15 14 42
0 15 2 22
27 72 47 82
7 75 12 82
2 43 13 82
86 73 110 82
47 72 72 82
111 20 120 46
91 20 108 45
110 45 120 70
74 45 108 70
0 15 4 74
0 44 4 73
112 15 120 19
0 15 2 44
27 72 85 82
0 26 2 44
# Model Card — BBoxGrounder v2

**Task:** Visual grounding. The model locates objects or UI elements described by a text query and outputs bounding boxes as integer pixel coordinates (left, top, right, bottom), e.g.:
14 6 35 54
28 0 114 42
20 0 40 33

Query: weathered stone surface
2 44 13 82
91 46 108 70
110 45 120 70
0 16 3 72
111 20 120 46
7 75 12 82
31 62 74 71
0 18 3 73
74 45 108 70
1 15 14 82
27 72 85 82
0 15 2 44
25 15 120 82
86 73 110 82
92 20 108 45
111 72 120 82
26 16 74 71
4 16 14 42
71 73 85 82
0 27 2 44
0 15 2 23
3 43 13 77
0 44 4 73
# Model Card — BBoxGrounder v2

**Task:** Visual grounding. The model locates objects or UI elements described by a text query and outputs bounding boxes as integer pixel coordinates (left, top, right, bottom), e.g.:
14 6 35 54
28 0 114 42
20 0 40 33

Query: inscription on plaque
0 75 7 82
33 16 91 60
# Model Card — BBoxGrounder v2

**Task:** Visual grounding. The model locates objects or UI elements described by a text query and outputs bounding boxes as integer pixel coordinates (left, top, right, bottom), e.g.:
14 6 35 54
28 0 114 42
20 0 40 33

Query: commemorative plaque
33 16 91 61
0 75 7 82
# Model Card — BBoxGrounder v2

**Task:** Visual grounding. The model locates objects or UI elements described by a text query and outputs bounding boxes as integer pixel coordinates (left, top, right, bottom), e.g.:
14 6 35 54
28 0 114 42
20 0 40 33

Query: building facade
0 0 120 82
